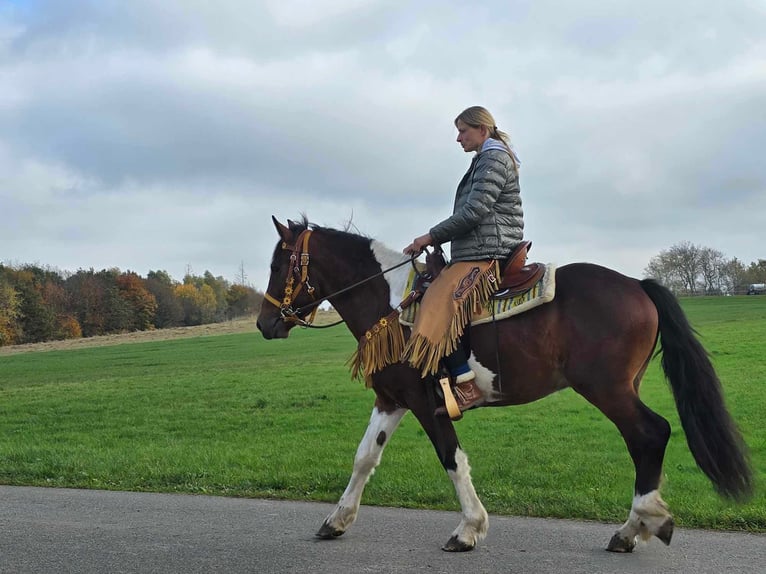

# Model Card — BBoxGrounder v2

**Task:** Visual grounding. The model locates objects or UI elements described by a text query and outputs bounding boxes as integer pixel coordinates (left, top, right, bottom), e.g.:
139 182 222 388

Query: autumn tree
116 271 158 331
13 266 59 343
226 283 262 319
0 274 21 346
174 282 217 325
146 270 184 328
65 269 131 336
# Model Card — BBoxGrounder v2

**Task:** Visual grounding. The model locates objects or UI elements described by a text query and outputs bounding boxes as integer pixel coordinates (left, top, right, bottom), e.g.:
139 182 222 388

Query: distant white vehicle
747 283 766 295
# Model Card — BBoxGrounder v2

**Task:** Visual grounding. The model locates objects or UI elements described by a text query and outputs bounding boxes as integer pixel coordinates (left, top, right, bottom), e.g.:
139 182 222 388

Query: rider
402 105 524 415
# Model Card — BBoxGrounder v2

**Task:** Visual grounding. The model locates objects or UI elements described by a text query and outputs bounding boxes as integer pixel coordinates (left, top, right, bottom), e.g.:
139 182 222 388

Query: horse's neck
370 240 412 311
324 239 408 340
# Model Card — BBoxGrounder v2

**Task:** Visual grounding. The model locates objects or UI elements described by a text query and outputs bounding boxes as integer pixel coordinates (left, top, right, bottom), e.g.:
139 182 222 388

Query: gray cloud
1 0 764 289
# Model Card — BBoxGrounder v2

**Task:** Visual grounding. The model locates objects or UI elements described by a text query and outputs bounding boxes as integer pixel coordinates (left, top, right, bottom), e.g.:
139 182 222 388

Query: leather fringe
402 262 498 377
347 310 405 388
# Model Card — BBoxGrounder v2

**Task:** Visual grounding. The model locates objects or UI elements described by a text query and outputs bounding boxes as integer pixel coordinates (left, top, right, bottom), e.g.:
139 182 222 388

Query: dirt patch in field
0 310 342 356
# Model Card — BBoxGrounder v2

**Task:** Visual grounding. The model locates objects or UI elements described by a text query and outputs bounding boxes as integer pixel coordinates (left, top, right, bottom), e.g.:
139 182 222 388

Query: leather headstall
263 229 319 326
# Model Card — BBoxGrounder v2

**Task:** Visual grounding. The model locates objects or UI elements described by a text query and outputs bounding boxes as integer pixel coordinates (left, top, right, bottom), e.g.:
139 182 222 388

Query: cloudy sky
1 0 764 291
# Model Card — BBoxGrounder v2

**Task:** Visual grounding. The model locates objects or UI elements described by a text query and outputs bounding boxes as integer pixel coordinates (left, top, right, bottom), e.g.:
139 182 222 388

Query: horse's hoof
316 522 345 539
656 517 674 546
606 532 635 553
442 535 475 552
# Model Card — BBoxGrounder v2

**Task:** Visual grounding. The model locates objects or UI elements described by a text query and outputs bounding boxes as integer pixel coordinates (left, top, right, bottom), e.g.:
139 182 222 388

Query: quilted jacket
429 140 524 262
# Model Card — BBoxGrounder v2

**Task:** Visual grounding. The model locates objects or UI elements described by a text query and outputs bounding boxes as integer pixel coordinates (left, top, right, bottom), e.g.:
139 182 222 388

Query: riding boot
435 372 484 417
453 375 483 410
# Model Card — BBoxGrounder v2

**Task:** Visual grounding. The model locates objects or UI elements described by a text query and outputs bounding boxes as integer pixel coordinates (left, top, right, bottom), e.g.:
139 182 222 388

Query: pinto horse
256 216 752 553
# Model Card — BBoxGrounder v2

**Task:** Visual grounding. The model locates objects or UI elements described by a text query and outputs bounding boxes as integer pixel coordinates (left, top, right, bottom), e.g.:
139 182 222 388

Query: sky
1 0 764 292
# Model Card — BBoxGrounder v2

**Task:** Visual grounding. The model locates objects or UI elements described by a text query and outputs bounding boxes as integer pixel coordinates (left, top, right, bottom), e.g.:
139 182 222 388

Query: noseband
263 229 320 327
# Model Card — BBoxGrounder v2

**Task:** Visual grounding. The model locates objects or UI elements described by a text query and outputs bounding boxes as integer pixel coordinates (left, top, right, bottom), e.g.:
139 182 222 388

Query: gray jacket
430 140 524 262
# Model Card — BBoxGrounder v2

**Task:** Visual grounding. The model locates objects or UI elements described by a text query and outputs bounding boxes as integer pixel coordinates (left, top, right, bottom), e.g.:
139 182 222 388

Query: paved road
0 486 763 573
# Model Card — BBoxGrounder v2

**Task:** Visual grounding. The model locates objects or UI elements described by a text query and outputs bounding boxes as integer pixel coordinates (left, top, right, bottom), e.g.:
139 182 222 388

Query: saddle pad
399 264 556 327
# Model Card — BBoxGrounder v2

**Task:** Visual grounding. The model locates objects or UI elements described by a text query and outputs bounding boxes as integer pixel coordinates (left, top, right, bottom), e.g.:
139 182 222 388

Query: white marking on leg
447 448 489 546
322 406 407 533
468 353 499 402
371 240 412 310
615 490 671 544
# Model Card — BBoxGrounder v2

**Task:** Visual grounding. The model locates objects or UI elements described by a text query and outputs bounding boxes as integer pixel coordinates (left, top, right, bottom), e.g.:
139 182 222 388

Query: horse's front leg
412 408 489 552
316 399 407 539
444 447 490 551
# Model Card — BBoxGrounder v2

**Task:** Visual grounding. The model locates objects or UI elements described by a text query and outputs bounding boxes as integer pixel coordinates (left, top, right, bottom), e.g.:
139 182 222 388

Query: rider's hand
403 233 434 255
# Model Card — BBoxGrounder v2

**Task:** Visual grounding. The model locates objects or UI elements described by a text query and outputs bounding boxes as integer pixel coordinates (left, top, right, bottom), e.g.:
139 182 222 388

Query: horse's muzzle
256 315 289 340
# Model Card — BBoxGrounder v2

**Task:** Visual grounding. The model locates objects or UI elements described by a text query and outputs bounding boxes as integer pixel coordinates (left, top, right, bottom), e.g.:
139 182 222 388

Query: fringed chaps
401 260 498 377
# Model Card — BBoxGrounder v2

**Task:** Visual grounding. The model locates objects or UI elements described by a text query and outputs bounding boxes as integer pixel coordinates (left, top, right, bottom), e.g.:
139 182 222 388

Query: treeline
645 242 766 295
0 264 264 347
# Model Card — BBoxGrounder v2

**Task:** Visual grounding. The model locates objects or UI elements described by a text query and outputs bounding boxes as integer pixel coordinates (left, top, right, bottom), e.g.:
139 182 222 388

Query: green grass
0 296 764 532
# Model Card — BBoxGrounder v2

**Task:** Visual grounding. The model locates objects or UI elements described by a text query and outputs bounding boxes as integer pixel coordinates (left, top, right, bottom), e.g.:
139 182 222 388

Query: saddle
404 241 544 309
493 241 545 300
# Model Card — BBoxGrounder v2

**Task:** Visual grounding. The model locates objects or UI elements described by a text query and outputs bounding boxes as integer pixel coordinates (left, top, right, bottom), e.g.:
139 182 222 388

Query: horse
256 216 752 553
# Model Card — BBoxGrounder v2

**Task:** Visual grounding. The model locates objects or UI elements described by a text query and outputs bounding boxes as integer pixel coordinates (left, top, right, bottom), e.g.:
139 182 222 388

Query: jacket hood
481 138 521 168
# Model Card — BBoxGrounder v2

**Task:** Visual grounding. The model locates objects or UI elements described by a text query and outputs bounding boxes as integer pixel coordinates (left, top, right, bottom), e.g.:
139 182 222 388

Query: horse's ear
272 216 293 243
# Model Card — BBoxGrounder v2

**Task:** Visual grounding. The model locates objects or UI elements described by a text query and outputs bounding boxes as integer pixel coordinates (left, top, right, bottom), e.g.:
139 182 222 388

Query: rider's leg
439 346 484 413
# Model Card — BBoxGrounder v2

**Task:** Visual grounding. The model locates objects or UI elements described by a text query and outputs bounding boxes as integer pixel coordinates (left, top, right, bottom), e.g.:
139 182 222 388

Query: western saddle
493 240 544 299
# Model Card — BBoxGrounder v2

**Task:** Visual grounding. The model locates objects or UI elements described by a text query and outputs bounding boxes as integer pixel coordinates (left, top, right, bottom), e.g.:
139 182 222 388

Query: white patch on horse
468 352 500 402
616 490 672 545
320 406 407 536
371 240 411 310
447 448 489 546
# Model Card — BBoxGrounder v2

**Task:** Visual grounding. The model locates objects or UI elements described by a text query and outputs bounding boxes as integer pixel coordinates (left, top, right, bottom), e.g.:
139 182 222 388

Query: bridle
262 228 418 329
263 229 324 327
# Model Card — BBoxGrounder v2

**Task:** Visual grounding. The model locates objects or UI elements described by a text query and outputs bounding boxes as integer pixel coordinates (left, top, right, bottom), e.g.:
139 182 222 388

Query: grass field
0 296 764 532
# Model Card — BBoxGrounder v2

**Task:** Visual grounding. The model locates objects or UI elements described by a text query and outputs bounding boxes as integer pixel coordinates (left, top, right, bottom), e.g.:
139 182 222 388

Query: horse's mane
287 216 375 263
287 215 407 268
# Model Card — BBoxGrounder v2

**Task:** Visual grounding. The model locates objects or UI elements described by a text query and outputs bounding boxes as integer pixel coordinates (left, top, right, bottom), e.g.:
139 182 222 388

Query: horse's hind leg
316 400 407 539
582 389 673 552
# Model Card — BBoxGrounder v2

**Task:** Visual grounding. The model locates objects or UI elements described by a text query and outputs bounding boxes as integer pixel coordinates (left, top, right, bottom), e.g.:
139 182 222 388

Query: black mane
287 216 374 263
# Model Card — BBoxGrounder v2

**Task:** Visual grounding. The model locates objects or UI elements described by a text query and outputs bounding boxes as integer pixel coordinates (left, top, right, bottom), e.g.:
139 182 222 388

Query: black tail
640 279 753 501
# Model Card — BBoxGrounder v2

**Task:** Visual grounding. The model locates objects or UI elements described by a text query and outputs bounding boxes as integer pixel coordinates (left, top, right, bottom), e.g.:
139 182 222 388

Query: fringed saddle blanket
399 263 556 328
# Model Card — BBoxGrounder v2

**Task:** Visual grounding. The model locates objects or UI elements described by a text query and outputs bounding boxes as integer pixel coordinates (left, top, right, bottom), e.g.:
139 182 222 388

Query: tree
0 277 21 346
174 282 217 325
14 266 58 343
65 268 131 336
645 243 764 295
146 270 184 328
698 247 725 295
644 254 681 292
719 258 747 295
116 272 158 331
202 271 229 321
226 284 262 318
744 259 766 285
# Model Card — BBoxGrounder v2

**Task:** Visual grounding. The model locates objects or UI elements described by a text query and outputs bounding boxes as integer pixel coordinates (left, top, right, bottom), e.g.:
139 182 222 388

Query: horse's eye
270 264 280 274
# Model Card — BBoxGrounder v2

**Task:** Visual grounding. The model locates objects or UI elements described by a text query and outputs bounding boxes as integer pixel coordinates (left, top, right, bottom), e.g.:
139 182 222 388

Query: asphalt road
0 486 763 573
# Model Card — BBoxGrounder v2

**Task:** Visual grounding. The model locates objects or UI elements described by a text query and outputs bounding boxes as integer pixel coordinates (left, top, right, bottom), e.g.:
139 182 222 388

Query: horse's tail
640 279 753 501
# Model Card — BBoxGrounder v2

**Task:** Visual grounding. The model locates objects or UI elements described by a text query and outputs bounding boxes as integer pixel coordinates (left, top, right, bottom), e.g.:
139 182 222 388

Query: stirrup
437 376 463 421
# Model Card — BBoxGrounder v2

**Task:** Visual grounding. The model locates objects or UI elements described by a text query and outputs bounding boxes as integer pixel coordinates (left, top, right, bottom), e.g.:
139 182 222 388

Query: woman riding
402 105 524 415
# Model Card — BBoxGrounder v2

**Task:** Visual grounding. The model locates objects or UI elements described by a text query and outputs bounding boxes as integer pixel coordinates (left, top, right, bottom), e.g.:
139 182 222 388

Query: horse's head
257 215 406 341
256 216 319 339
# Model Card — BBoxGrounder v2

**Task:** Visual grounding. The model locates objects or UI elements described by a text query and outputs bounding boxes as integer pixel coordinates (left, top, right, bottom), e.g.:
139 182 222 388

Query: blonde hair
455 106 518 170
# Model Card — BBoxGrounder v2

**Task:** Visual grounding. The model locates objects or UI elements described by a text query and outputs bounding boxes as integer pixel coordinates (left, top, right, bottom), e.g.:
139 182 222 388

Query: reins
263 228 418 329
